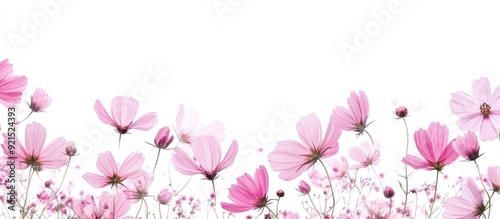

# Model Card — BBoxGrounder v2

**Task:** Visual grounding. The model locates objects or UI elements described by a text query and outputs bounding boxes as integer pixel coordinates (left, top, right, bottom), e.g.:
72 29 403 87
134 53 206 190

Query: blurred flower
297 180 310 195
82 151 145 188
0 59 28 107
452 131 481 161
121 173 154 203
395 106 408 118
276 190 285 198
486 166 500 193
158 189 173 205
328 156 349 180
72 192 130 219
1 122 73 171
450 77 500 141
153 127 174 149
383 186 395 199
268 113 342 181
29 88 51 112
221 165 269 213
331 90 370 136
402 122 459 171
174 104 224 144
283 212 300 219
172 136 238 180
348 142 380 170
65 144 77 157
443 178 486 218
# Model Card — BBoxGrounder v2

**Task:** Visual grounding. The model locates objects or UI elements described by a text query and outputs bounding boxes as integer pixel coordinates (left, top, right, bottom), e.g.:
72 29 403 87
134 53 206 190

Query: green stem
153 147 161 174
364 130 375 145
318 159 335 217
428 171 439 219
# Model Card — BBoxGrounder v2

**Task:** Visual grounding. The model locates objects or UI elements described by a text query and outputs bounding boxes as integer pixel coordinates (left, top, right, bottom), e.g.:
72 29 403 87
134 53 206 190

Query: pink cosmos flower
221 165 269 213
1 122 73 170
443 178 486 218
94 96 158 144
331 91 370 136
72 192 131 219
452 131 481 161
328 156 349 180
450 77 500 141
268 113 342 181
486 166 500 192
158 189 173 205
29 87 51 112
172 136 238 180
121 173 154 203
82 151 145 188
348 142 380 170
402 122 459 171
0 59 28 107
153 127 175 149
174 104 225 144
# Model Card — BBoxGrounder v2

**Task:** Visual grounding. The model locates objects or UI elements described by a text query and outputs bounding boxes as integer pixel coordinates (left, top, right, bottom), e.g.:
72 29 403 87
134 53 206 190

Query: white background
2 0 500 218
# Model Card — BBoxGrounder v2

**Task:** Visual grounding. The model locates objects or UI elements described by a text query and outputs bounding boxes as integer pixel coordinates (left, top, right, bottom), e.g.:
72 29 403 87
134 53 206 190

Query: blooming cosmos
72 192 131 219
0 59 28 107
174 104 225 144
268 113 342 181
348 142 380 170
221 165 269 213
82 151 145 188
402 122 459 171
450 77 500 141
94 96 157 144
1 122 73 171
331 90 370 136
452 131 481 161
443 177 486 218
172 136 238 180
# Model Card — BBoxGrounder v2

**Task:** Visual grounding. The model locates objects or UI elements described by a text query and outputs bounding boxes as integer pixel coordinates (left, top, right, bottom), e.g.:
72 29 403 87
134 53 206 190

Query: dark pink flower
268 113 342 180
348 142 380 169
153 127 174 149
71 192 131 219
443 178 486 218
172 136 238 180
0 59 28 107
383 186 395 199
174 104 225 144
331 91 370 136
450 77 500 141
452 131 481 161
402 122 459 171
221 165 269 213
1 122 73 170
94 96 157 142
82 151 145 188
29 87 51 112
395 106 408 118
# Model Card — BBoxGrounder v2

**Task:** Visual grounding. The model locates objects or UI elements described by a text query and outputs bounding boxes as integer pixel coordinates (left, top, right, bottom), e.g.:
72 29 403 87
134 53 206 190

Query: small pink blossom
29 87 51 112
221 165 269 213
121 173 154 203
82 151 145 188
174 104 224 144
395 106 409 118
486 166 500 192
327 156 349 180
297 180 311 195
443 178 486 218
402 122 459 171
0 59 28 107
450 77 500 141
283 211 300 219
72 192 131 219
268 113 342 181
452 131 481 161
153 127 174 149
1 122 73 170
348 142 380 170
158 189 173 205
331 90 370 136
172 136 238 180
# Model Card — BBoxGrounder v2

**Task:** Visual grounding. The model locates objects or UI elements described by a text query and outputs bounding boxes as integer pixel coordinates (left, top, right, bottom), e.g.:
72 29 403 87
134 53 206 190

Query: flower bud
65 144 77 156
383 186 395 199
154 127 175 149
158 189 173 205
276 189 285 198
297 180 310 195
395 106 408 118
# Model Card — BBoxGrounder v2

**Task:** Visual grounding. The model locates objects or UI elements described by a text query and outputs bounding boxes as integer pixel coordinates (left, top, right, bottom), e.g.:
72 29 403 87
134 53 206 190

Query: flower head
297 180 311 195
0 59 28 107
158 189 173 205
268 113 342 181
172 136 238 180
174 104 224 144
383 186 395 199
331 90 370 136
1 122 73 170
402 122 459 171
121 173 154 203
450 77 500 141
486 166 500 193
328 156 349 180
348 142 380 169
452 131 481 161
221 165 269 213
395 106 408 118
82 151 145 188
153 127 174 149
72 192 130 219
29 88 51 112
443 178 486 218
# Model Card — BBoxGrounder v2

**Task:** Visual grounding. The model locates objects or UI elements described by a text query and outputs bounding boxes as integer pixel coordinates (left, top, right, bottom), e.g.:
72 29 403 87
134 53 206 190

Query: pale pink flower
402 122 459 171
158 189 173 205
348 142 380 170
94 96 157 144
29 87 51 112
268 113 342 181
174 104 224 144
331 91 370 136
121 173 154 203
297 180 311 195
82 151 145 188
71 191 131 219
172 136 238 180
0 59 28 107
452 131 481 161
283 211 300 219
327 156 349 180
486 166 500 192
221 165 269 213
450 77 500 141
1 122 73 170
443 178 486 218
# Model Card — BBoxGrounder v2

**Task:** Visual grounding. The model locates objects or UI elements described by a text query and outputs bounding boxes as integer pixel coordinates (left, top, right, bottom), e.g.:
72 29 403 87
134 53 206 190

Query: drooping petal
82 173 110 188
129 112 157 130
171 148 204 175
402 155 433 170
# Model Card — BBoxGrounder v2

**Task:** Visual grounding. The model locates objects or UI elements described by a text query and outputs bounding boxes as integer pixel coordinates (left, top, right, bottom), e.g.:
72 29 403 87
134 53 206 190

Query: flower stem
144 198 149 219
135 198 144 219
158 202 162 219
16 110 34 125
318 159 335 217
265 205 278 218
40 157 72 217
428 171 439 219
402 117 410 217
153 147 162 174
22 167 35 219
364 130 375 145
211 179 217 205
307 193 322 218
